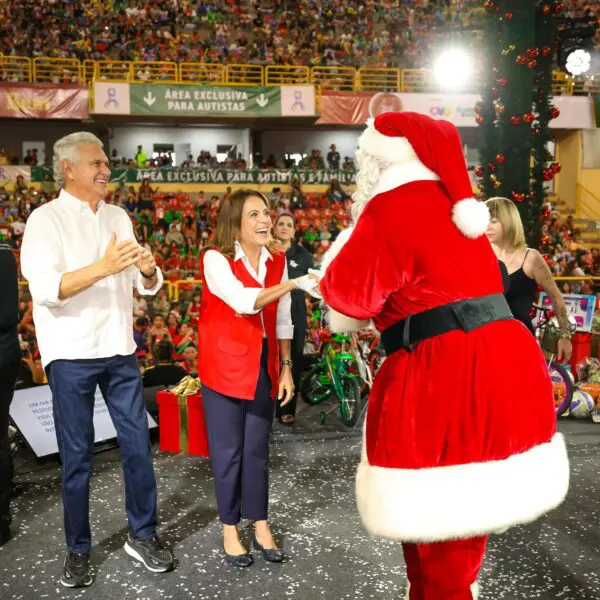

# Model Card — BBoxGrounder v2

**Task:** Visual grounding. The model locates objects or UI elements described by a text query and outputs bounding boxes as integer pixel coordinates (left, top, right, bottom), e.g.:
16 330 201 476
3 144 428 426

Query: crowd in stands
4 168 600 392
541 211 600 295
1 143 357 172
0 0 481 71
1 176 354 390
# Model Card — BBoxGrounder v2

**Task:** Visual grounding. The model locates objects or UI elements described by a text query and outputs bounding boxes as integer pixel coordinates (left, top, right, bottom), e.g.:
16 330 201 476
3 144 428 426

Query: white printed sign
10 385 157 457
281 85 316 116
93 82 131 115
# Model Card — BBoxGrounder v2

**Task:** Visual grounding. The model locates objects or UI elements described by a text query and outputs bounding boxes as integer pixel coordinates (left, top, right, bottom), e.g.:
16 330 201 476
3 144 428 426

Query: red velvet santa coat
320 171 569 543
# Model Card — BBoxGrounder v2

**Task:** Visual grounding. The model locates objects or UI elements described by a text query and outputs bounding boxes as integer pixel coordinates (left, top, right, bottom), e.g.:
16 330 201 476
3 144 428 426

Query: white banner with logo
320 91 596 129
281 85 316 116
93 82 131 115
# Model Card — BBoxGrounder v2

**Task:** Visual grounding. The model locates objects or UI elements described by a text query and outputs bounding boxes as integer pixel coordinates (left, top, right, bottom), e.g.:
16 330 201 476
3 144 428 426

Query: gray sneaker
124 534 174 573
60 552 94 588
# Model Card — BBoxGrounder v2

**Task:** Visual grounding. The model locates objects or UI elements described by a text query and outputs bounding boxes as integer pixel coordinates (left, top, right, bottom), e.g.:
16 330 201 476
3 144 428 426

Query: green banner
595 96 600 128
130 85 281 117
31 166 356 185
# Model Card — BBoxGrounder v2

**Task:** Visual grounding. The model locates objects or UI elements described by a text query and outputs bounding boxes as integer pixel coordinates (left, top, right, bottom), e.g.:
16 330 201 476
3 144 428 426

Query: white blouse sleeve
202 250 261 314
276 261 294 339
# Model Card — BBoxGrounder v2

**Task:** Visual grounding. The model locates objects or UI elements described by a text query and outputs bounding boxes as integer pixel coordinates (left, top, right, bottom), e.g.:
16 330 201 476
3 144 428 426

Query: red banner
0 84 88 119
316 91 402 125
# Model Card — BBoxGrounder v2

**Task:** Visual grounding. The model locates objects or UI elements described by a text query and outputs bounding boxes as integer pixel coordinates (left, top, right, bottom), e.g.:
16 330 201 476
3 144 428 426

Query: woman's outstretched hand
291 274 322 299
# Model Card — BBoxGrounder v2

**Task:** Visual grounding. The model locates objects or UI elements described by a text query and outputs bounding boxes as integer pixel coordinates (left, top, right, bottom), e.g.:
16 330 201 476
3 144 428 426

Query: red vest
198 249 286 400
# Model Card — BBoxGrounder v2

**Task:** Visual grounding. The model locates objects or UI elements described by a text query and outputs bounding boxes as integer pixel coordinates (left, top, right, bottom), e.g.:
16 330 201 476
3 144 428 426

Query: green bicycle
300 330 363 427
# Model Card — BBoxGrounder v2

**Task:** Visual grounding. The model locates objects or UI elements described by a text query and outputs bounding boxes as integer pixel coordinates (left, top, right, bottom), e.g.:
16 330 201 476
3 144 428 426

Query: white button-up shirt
202 242 293 339
20 189 163 368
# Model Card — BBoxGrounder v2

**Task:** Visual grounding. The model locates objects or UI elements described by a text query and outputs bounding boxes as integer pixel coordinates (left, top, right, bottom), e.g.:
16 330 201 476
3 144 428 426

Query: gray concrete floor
1 406 599 600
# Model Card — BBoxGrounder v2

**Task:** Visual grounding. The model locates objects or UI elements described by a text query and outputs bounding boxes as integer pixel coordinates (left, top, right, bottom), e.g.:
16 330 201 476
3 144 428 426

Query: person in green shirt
135 145 147 168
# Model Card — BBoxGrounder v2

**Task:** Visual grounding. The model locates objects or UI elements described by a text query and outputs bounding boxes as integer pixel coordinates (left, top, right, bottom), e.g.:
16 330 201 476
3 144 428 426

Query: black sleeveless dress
504 249 537 335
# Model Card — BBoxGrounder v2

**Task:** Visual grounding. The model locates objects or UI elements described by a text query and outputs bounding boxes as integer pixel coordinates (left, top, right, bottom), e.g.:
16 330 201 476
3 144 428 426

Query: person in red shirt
172 321 195 360
166 253 182 270
182 197 195 218
185 291 202 326
165 313 179 338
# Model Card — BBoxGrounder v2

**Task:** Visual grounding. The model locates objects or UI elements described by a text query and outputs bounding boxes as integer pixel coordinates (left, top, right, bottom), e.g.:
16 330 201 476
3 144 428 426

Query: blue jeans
46 354 157 554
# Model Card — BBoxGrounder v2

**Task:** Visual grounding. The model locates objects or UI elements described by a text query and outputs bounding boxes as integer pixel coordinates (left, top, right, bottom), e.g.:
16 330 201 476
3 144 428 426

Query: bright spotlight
434 49 473 89
565 48 591 76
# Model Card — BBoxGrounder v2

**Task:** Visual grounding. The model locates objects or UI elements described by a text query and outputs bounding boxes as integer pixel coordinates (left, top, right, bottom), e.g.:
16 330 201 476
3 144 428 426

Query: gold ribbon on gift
170 376 201 454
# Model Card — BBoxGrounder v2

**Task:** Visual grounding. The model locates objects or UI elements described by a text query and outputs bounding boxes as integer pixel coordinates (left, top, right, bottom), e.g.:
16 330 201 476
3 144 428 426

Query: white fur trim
356 433 569 543
320 226 370 332
358 122 418 165
452 198 490 239
320 227 354 272
405 582 479 599
328 309 369 333
370 161 440 198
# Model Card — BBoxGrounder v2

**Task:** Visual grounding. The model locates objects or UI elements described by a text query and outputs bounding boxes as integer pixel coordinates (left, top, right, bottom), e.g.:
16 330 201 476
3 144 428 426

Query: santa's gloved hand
291 275 322 299
308 268 323 280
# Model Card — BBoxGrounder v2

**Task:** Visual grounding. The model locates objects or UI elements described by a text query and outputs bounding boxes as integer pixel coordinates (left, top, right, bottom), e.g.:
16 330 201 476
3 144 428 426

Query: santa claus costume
318 112 569 600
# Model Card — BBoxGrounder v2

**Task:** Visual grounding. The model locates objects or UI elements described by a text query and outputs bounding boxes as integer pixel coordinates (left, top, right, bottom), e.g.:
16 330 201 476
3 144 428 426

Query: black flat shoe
224 549 254 568
252 536 284 563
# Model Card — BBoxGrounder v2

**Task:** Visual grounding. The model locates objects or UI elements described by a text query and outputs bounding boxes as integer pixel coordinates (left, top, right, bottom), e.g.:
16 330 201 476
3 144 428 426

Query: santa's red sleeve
320 209 401 332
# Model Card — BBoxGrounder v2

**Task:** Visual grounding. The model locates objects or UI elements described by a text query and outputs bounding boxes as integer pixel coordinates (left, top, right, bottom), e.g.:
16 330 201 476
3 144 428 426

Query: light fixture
565 48 592 76
557 18 597 77
433 49 473 89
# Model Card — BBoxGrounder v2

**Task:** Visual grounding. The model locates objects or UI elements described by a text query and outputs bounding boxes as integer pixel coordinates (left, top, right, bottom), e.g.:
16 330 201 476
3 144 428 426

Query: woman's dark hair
209 188 274 259
153 340 174 363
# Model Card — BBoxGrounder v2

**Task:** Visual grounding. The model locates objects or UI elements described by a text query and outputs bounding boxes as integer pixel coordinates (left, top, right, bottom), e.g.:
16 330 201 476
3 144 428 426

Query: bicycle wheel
300 366 332 405
338 377 363 427
549 361 574 417
368 349 384 379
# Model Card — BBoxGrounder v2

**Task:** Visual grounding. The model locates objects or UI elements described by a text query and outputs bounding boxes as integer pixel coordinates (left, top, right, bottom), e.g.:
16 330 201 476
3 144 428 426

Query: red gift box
157 389 210 457
571 332 593 380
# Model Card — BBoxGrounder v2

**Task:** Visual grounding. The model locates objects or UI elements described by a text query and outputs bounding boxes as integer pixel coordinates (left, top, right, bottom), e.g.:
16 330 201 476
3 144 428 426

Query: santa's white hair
351 148 389 222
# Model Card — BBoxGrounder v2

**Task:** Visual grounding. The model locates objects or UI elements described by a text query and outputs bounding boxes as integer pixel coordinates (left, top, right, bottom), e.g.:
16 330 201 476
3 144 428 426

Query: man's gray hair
53 132 103 188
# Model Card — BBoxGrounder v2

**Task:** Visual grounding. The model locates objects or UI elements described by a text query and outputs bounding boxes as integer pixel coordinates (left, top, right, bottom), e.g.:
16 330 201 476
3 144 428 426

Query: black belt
381 294 513 356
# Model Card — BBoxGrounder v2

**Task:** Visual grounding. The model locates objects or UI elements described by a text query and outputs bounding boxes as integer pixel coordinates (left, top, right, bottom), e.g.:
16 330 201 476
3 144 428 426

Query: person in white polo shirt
20 132 175 588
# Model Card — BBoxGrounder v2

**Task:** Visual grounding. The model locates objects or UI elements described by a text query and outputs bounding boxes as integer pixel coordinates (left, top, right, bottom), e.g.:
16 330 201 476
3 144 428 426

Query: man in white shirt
20 132 175 588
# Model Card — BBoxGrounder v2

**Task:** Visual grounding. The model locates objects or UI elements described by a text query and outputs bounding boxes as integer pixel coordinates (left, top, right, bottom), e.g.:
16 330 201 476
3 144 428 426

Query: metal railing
576 183 600 222
1 56 598 95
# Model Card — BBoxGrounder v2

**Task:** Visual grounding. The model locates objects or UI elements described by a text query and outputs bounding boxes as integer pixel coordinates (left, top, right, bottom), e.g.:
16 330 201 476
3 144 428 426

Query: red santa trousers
403 536 487 600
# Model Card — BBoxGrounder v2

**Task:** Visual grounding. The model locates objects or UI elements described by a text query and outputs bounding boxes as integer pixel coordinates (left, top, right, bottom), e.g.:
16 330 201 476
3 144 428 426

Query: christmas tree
476 0 564 247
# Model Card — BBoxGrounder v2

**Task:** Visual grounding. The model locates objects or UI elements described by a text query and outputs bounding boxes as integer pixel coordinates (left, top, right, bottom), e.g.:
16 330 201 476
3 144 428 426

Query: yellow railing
32 57 82 84
576 183 600 221
265 65 310 86
0 55 31 82
180 62 225 84
1 56 599 95
226 64 264 86
358 67 401 93
132 61 178 83
173 280 203 301
311 66 355 91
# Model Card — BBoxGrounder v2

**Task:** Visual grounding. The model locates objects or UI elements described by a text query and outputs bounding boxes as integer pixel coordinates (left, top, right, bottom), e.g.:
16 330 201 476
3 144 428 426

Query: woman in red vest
198 189 317 568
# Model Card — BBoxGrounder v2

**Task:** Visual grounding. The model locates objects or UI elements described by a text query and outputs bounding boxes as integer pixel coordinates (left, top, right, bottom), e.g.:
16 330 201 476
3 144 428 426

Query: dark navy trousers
46 354 158 554
202 340 274 525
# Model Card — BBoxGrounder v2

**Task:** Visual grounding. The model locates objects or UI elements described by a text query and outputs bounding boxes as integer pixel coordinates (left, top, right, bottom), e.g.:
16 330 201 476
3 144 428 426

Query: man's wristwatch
280 359 293 368
141 268 157 279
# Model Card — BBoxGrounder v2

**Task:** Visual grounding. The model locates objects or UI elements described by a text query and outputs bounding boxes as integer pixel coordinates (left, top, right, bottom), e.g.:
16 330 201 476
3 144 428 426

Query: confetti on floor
1 407 599 600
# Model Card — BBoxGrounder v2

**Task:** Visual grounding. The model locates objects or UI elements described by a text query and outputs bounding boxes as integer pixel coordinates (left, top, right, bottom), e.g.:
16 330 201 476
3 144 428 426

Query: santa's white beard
351 149 388 221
